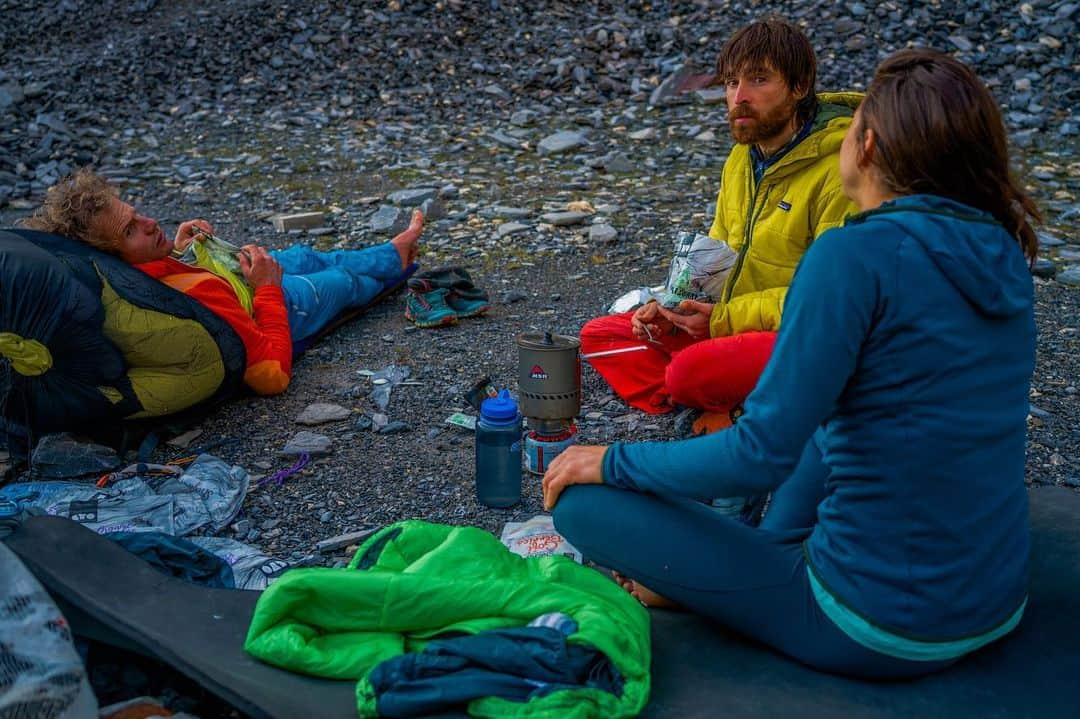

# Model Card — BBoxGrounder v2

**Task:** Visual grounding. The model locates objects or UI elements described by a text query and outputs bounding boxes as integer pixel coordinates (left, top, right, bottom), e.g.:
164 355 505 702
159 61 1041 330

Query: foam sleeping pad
3 486 1077 719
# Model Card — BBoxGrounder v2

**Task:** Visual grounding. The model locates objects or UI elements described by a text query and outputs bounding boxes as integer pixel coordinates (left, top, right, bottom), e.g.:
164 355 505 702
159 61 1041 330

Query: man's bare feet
390 210 424 270
612 571 680 609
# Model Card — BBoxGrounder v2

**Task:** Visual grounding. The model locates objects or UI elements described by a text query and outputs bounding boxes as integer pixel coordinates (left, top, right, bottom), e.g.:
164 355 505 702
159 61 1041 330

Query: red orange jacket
137 258 292 395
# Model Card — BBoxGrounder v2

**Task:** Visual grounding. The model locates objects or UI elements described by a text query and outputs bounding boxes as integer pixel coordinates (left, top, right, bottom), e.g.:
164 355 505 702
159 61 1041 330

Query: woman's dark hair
717 17 818 126
859 49 1040 259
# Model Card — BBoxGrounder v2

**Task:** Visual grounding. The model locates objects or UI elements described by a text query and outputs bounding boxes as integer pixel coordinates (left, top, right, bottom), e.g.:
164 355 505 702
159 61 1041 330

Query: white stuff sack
0 544 97 719
500 515 583 563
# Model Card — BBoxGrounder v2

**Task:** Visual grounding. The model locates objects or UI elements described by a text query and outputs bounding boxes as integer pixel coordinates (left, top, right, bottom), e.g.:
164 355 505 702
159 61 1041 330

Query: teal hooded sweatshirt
603 194 1035 645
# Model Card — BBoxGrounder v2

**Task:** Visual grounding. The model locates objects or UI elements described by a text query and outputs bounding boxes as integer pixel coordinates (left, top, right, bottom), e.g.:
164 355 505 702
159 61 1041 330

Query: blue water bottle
476 390 523 507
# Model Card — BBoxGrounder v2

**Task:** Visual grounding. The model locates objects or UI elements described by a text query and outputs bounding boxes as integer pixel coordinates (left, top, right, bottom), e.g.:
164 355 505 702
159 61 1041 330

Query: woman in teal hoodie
543 49 1041 679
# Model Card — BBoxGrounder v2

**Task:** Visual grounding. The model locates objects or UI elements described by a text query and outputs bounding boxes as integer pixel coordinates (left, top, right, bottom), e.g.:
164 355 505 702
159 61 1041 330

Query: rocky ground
2 0 1078 571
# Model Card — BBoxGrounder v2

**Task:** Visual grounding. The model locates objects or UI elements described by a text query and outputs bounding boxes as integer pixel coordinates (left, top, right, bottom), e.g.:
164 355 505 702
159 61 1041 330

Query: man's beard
728 96 799 146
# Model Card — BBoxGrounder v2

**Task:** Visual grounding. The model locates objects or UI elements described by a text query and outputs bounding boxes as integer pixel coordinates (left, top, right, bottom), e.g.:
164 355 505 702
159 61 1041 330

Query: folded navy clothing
108 531 234 588
367 625 622 718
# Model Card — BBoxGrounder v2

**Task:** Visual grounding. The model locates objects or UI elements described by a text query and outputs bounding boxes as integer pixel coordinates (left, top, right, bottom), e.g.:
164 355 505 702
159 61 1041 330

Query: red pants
579 311 777 415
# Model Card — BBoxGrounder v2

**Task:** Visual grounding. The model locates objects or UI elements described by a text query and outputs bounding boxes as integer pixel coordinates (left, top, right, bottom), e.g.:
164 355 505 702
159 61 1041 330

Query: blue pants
552 438 957 680
272 243 402 342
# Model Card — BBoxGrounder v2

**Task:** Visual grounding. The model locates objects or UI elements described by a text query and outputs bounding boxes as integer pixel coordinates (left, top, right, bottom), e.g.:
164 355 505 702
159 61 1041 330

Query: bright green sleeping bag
244 520 651 718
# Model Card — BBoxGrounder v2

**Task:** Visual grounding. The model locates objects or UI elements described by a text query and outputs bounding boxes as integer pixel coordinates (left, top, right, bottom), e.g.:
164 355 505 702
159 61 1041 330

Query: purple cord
256 452 311 489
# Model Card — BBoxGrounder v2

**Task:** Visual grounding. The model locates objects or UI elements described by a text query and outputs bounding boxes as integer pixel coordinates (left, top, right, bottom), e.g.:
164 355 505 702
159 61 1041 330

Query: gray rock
1031 257 1057 278
694 88 726 105
420 197 446 221
648 64 695 107
537 130 587 156
589 224 618 243
490 206 532 219
1057 267 1080 286
378 421 411 434
369 205 409 234
949 34 974 52
599 152 634 173
489 130 527 150
387 188 438 206
497 221 531 238
1039 233 1066 247
629 128 657 141
296 403 352 425
281 431 333 456
540 211 591 226
500 289 529 304
510 109 538 126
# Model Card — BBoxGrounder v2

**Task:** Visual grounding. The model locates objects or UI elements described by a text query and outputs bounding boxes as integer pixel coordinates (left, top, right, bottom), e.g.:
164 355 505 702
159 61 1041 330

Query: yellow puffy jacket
707 92 863 337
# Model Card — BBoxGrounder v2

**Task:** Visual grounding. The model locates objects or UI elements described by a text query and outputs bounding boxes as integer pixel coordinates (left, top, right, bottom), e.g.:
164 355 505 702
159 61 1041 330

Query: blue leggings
272 243 402 342
552 439 957 680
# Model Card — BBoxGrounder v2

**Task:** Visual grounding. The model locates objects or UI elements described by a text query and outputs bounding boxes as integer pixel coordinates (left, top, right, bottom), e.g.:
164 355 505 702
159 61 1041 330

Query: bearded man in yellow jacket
581 18 860 432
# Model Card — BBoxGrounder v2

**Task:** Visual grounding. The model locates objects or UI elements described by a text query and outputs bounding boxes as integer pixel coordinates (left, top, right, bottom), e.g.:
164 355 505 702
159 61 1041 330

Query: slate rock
537 130 587 156
1057 266 1080 286
387 188 438 206
1031 257 1057 278
589 224 618 243
540 211 591 226
377 421 411 434
497 221 531 238
281 431 333 457
296 403 352 425
369 205 410 234
490 206 533 220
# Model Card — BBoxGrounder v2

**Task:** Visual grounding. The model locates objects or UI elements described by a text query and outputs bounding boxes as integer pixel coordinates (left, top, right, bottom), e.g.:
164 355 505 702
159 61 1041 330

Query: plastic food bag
500 515 582 563
0 543 98 718
175 230 254 315
370 364 411 411
661 232 738 308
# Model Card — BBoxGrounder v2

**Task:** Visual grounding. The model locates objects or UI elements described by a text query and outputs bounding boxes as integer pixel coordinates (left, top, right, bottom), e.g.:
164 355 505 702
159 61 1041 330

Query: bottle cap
480 390 519 423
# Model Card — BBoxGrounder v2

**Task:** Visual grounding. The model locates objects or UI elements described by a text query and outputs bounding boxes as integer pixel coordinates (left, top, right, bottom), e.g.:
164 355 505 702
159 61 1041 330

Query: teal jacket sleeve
602 226 882 501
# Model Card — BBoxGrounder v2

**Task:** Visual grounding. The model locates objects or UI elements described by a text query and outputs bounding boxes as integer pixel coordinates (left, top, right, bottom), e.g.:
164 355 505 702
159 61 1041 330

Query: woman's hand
238 245 283 288
656 299 714 338
542 445 607 511
630 301 673 341
174 219 213 252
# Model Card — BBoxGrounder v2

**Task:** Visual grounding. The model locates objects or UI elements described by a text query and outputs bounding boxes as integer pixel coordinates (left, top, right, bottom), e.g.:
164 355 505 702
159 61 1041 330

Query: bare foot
612 571 680 609
390 210 424 269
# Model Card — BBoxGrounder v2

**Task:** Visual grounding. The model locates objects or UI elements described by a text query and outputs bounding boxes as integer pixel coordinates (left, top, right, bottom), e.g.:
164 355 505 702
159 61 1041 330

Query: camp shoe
404 282 458 328
446 291 491 318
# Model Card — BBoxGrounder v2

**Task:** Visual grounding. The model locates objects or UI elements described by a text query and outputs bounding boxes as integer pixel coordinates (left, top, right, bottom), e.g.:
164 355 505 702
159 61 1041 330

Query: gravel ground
2 0 1078 570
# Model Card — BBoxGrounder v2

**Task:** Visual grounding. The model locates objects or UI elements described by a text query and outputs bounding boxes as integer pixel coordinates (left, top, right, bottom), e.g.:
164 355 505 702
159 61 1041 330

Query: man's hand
174 219 214 252
630 301 674 341
657 299 714 338
238 245 283 288
542 445 607 511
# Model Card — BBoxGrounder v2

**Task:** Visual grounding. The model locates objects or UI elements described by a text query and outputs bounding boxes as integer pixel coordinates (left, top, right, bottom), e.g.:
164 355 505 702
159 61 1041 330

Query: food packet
500 515 582 562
